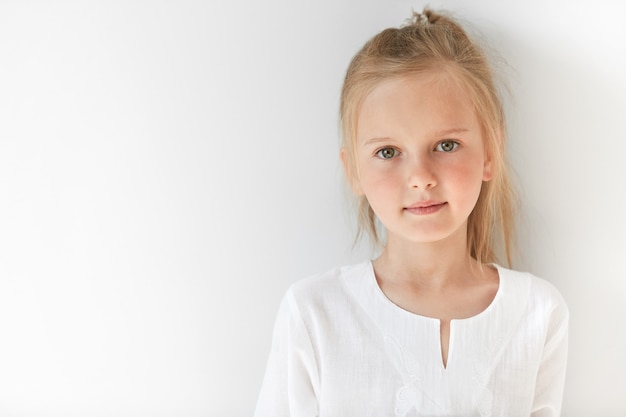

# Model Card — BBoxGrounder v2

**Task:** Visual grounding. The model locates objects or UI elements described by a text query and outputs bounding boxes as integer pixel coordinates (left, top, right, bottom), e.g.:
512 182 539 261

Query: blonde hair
340 8 517 266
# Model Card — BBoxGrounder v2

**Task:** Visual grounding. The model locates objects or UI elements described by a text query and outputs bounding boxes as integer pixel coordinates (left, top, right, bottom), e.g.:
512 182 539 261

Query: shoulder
500 266 567 306
497 265 569 329
279 261 372 326
286 261 370 305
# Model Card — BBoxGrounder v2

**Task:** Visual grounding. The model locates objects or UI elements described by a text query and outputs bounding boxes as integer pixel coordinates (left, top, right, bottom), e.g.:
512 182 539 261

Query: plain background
0 0 625 416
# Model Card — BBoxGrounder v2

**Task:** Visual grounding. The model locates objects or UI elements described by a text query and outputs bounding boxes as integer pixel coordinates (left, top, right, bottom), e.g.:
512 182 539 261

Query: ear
482 153 493 181
340 148 364 195
483 128 503 182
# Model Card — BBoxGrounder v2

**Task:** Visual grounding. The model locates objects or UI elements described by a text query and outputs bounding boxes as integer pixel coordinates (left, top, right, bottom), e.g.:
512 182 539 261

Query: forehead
356 71 479 141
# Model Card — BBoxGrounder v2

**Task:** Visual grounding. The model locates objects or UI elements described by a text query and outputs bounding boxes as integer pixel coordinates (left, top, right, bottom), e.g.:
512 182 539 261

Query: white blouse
254 261 568 417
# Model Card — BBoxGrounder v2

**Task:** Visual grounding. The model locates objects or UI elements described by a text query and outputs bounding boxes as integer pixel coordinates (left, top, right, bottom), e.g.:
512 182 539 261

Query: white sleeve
254 290 320 417
531 295 569 417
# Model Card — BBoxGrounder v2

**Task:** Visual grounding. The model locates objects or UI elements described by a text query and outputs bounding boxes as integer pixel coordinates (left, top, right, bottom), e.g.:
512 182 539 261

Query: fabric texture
254 261 568 417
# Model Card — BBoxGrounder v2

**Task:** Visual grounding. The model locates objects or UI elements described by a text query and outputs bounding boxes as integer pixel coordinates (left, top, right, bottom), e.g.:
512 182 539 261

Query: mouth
404 201 447 215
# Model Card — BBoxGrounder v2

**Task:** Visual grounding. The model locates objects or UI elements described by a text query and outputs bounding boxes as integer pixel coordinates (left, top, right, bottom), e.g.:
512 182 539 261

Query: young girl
255 9 568 417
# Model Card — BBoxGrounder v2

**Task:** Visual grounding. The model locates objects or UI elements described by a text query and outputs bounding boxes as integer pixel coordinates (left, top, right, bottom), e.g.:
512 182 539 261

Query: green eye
436 140 458 152
376 148 397 159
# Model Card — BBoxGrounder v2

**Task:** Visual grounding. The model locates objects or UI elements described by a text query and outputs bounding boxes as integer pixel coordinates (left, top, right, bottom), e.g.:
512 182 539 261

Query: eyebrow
362 128 470 147
363 137 392 147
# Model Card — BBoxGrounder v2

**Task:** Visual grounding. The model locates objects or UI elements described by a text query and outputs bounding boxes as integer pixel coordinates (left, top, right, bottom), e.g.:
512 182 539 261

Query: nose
407 154 437 189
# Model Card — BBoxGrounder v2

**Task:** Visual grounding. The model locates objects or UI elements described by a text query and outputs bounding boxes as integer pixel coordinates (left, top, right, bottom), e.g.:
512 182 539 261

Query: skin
341 70 499 368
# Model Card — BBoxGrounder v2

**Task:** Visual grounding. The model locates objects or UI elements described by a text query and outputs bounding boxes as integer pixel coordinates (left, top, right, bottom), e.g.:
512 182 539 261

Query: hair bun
411 8 440 26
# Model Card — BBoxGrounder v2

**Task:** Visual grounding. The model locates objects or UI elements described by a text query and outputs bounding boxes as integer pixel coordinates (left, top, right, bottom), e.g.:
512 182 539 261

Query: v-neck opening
440 319 451 370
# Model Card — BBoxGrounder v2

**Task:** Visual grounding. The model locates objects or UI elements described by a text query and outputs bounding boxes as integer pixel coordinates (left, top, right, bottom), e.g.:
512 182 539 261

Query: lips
404 201 447 215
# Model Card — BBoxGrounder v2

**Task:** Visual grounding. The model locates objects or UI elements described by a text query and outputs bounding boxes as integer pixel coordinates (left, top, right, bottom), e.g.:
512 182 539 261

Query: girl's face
346 71 492 246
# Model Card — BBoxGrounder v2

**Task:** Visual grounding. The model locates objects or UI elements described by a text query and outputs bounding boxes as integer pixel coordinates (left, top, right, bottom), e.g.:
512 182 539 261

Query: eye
436 140 459 152
376 147 398 159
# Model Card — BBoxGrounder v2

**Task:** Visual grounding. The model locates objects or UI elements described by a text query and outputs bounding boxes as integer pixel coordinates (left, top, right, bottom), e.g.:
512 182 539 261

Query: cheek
452 162 484 183
440 157 486 195
449 151 486 178
358 164 401 195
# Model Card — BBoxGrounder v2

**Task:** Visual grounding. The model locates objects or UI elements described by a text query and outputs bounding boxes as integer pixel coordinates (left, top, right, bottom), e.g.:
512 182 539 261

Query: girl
255 9 568 417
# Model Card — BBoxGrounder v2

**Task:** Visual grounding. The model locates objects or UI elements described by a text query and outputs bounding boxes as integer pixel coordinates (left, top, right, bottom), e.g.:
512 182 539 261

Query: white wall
0 0 624 416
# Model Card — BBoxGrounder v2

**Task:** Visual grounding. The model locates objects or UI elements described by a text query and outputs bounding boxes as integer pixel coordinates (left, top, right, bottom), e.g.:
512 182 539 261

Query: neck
373 226 482 290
